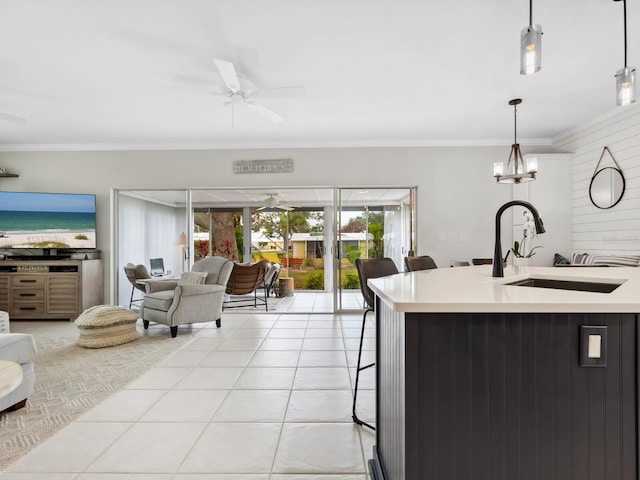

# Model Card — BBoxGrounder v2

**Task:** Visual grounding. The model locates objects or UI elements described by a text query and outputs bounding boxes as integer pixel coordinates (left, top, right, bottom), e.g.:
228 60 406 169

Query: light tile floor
3 310 376 480
273 291 363 313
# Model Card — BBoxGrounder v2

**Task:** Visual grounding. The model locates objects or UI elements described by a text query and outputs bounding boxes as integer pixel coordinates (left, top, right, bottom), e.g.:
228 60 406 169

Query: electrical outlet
580 326 607 367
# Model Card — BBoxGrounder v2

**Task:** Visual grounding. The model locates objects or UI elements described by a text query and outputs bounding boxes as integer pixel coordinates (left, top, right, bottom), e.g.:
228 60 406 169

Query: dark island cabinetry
372 305 638 480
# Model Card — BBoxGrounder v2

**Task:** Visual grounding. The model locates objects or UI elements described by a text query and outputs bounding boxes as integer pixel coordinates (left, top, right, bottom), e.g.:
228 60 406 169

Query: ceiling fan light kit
493 99 537 184
614 0 636 106
520 0 542 75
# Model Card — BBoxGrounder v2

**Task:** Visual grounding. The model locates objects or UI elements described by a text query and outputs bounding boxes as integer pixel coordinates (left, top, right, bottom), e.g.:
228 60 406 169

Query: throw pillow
571 253 594 265
553 253 571 265
178 271 208 285
592 255 640 267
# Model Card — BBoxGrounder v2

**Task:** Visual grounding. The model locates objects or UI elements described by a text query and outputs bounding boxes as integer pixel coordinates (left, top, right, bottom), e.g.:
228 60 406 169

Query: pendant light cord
529 0 533 26
513 104 518 144
623 0 628 68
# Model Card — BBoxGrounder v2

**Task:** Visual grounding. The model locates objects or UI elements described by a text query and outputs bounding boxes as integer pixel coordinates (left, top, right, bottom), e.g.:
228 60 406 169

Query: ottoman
75 305 140 348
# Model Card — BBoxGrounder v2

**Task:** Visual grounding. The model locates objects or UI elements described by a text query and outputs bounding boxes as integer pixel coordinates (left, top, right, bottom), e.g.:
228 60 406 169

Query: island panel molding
374 305 637 480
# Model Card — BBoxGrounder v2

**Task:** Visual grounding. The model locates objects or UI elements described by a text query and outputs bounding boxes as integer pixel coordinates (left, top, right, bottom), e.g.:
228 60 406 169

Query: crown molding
552 101 640 144
0 137 553 153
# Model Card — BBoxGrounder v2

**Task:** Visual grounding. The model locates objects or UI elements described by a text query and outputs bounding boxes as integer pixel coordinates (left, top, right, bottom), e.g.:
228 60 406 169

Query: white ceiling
0 0 638 150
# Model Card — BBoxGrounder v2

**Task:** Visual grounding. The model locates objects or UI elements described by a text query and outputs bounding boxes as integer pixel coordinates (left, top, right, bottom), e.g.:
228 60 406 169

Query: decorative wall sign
233 159 293 174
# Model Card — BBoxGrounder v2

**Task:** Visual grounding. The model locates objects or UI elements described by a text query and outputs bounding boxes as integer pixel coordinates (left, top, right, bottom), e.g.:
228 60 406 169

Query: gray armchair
141 256 234 337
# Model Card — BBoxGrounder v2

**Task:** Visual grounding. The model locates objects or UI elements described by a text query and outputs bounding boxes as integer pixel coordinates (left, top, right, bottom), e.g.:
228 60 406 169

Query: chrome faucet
493 200 545 277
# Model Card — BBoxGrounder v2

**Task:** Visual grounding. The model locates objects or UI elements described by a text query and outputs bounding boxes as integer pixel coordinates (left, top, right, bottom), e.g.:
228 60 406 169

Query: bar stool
353 257 399 430
404 255 437 272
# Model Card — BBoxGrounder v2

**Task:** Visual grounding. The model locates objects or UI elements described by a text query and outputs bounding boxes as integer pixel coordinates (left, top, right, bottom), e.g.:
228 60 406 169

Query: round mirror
589 167 625 209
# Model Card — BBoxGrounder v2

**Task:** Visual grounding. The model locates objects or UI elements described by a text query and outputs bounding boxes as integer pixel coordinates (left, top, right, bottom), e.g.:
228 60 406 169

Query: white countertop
368 265 640 313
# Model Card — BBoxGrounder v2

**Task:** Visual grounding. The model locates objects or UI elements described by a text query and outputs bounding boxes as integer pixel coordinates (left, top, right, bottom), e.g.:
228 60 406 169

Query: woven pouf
75 305 140 348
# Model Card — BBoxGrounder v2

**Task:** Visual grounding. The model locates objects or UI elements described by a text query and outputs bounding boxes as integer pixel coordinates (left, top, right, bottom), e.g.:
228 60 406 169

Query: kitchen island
367 265 640 480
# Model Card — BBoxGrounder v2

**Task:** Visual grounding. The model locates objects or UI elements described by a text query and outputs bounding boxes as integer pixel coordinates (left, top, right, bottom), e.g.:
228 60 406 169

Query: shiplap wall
553 106 640 255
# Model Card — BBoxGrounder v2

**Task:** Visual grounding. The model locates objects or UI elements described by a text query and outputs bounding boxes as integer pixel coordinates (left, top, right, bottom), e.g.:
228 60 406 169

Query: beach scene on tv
0 192 96 249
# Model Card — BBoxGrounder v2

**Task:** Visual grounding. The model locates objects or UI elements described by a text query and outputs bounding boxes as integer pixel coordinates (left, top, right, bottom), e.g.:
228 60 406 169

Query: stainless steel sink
505 277 623 293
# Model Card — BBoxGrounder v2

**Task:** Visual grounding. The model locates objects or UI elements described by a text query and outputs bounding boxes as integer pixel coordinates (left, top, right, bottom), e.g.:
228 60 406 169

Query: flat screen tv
0 192 97 249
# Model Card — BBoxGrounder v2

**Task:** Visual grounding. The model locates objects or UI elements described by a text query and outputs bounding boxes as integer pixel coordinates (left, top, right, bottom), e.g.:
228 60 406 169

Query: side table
278 277 294 297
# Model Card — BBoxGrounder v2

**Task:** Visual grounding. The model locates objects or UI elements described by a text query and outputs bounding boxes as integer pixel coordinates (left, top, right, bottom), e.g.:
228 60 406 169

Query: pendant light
614 0 636 106
493 99 537 184
520 0 542 75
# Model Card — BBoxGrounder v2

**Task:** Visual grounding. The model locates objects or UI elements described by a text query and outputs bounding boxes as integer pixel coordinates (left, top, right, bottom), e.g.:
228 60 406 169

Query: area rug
0 332 192 471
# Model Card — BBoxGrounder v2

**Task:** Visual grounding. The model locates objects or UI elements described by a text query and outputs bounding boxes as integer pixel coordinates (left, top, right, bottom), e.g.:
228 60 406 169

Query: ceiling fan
256 194 294 211
210 58 301 126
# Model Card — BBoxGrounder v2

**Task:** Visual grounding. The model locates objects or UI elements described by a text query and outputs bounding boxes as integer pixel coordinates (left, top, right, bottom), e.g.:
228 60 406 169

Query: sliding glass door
113 186 415 313
335 188 415 311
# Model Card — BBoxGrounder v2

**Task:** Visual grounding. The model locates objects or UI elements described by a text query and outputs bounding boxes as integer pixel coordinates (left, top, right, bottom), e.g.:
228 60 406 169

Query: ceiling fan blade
0 112 26 125
213 58 241 93
246 101 284 124
256 206 267 211
278 205 294 211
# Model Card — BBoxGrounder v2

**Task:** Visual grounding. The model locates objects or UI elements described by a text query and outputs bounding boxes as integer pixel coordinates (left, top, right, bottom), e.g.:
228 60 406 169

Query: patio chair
223 260 269 311
123 263 151 309
260 263 281 297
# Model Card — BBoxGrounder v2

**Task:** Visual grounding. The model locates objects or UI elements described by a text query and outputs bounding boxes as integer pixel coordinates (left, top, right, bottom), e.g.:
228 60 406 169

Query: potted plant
511 235 541 267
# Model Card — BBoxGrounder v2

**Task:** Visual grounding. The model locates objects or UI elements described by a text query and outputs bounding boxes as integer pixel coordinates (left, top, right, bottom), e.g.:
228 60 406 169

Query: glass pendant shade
526 157 538 173
615 66 637 106
520 24 542 75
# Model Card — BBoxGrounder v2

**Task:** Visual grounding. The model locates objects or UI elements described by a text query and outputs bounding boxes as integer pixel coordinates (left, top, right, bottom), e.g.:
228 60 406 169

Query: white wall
512 154 573 266
0 144 560 301
553 106 640 255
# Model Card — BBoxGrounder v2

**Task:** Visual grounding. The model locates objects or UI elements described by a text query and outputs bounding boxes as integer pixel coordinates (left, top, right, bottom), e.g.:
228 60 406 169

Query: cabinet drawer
12 276 45 288
0 275 8 311
11 303 46 317
13 288 45 301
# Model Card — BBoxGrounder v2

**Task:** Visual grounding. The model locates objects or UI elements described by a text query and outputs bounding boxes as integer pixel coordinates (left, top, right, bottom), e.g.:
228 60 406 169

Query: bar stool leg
352 307 375 430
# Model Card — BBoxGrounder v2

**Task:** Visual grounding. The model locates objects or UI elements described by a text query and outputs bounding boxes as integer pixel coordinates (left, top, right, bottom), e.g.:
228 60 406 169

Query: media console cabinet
0 259 103 320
